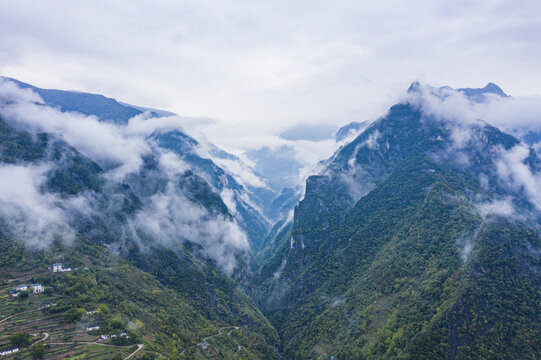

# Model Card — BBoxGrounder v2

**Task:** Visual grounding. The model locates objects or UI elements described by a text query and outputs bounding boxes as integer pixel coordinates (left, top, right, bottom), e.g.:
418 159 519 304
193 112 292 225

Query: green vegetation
0 234 279 359
10 332 33 347
255 104 541 359
1 88 540 360
0 114 280 359
31 342 46 359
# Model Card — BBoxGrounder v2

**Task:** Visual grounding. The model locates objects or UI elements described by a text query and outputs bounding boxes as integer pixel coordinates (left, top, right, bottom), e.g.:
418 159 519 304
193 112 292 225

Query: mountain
0 77 280 358
255 83 540 359
456 82 509 102
1 77 539 359
245 145 302 194
335 121 370 142
0 76 273 250
1 77 151 124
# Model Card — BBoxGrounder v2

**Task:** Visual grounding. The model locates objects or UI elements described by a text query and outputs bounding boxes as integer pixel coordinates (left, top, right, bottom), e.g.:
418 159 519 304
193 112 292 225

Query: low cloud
407 83 541 214
132 177 250 274
0 164 75 247
0 79 250 273
129 181 249 275
407 83 541 144
495 144 541 211
476 198 516 219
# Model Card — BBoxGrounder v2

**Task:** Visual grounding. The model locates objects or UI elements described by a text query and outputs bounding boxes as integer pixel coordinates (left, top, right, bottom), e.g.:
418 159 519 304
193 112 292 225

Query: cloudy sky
1 0 540 149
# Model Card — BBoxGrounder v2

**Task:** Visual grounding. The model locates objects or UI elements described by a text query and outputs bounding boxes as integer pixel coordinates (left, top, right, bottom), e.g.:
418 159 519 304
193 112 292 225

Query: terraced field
0 270 142 359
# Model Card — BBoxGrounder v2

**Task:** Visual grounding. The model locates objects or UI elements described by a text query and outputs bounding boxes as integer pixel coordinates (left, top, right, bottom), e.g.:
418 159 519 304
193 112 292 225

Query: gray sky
1 0 540 149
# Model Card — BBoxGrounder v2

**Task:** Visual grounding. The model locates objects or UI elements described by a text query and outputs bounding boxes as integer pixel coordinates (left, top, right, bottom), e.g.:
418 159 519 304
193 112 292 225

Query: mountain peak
407 81 422 94
456 82 509 100
483 82 508 96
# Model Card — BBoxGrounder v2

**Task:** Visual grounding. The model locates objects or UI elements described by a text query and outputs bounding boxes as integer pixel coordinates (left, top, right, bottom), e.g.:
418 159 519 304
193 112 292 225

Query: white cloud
0 79 195 181
130 182 249 275
496 144 541 211
1 0 540 149
212 157 268 189
0 78 43 104
0 164 75 247
0 79 250 273
407 83 541 140
477 198 516 219
407 84 541 213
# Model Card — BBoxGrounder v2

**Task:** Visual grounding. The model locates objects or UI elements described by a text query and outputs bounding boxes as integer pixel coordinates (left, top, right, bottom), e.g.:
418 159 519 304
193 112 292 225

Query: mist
0 79 250 274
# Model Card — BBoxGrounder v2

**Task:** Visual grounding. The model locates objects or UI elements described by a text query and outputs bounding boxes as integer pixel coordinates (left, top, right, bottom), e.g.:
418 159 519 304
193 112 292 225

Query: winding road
180 325 242 357
35 332 49 343
124 344 144 359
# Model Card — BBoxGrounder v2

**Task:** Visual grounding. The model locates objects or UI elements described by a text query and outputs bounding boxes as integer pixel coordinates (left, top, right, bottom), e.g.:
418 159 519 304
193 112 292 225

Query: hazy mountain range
0 77 538 359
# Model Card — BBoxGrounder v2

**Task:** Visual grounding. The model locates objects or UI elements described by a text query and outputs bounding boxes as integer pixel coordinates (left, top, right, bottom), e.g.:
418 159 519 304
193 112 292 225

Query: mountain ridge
255 84 540 359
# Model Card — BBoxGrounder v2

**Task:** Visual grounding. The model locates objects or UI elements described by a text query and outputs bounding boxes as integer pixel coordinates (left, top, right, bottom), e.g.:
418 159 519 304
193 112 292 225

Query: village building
53 263 72 272
86 309 97 315
31 284 44 293
0 347 20 356
15 285 27 292
100 332 128 341
199 340 209 350
86 325 100 332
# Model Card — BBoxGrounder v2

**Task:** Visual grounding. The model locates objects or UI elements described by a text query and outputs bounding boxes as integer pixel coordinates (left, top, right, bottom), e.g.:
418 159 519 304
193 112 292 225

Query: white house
31 284 44 293
0 347 20 356
15 285 27 292
53 263 73 272
100 335 110 340
86 309 97 315
86 326 100 332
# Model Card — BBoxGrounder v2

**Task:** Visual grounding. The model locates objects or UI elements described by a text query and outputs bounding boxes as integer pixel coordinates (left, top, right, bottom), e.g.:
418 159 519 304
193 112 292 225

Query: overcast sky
1 0 540 149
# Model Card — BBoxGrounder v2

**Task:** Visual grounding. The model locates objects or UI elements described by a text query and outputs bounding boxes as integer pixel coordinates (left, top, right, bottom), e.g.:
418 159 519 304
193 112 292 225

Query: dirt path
124 344 144 359
203 326 239 341
180 325 242 357
35 332 49 344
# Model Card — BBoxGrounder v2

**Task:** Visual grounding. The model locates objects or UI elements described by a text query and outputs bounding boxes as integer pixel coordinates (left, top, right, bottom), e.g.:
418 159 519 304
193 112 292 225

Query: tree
107 316 124 330
31 343 45 359
65 307 86 322
18 290 29 299
10 332 32 347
